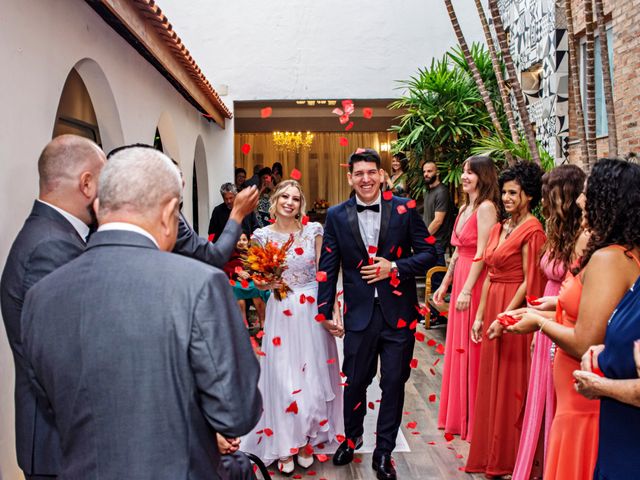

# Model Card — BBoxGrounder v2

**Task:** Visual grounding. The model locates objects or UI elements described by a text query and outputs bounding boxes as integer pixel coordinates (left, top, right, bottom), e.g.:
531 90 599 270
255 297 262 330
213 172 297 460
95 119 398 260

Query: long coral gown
512 253 566 480
437 209 486 440
543 271 599 480
465 218 547 477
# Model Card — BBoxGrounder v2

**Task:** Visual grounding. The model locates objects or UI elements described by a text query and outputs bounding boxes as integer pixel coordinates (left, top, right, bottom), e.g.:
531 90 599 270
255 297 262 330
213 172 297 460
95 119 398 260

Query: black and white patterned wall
498 0 569 163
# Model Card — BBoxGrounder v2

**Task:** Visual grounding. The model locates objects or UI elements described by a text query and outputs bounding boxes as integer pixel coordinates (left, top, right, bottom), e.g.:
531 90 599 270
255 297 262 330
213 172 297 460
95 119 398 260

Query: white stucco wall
0 1 233 477
158 0 487 100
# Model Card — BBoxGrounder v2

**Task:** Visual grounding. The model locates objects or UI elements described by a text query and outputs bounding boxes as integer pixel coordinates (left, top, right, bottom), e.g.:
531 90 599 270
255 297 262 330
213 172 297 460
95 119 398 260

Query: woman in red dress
465 161 547 477
434 156 500 441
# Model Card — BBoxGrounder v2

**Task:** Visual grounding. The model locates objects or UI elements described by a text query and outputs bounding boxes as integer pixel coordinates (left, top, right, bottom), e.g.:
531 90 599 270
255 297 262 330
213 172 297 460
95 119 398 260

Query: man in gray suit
20 147 261 479
0 134 106 479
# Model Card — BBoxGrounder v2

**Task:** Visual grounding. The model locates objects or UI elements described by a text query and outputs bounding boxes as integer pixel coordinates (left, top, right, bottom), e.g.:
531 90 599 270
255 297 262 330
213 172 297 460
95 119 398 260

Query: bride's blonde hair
268 179 307 221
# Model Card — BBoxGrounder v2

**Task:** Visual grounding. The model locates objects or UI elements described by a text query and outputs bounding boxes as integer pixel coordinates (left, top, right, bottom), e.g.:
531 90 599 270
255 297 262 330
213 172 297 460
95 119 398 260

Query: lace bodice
251 222 323 289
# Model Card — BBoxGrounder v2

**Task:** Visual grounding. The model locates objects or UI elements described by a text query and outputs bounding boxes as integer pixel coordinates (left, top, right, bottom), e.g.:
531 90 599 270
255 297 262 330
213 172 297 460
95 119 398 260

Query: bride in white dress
241 180 344 473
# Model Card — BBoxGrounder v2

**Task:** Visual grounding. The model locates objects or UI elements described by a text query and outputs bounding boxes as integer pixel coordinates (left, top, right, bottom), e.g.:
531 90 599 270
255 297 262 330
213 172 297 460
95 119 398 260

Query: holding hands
216 433 240 455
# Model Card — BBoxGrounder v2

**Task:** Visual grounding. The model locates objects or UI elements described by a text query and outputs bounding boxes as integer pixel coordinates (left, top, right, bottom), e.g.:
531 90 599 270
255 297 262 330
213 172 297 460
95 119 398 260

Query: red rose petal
290 168 302 180
352 402 362 412
316 271 327 282
229 279 236 287
332 108 344 116
336 434 346 443
433 358 441 366
283 309 293 317
382 190 393 201
207 233 215 242
409 358 418 369
345 121 354 131
353 457 362 464
241 143 251 155
356 259 364 269
396 246 403 258
347 439 356 449
428 441 436 445
406 421 417 429
292 389 302 394
409 319 418 330
299 294 307 304
425 235 436 244
444 432 454 442
397 205 407 215
240 279 249 288
339 114 350 125
368 245 378 254
285 400 299 414
306 296 315 304
314 313 326 322
272 337 282 346
368 402 375 410
390 276 400 288
264 428 273 436
428 394 436 402
415 331 425 342
407 199 417 209
435 344 445 355
324 246 332 253
326 358 336 364
256 330 265 339
260 107 273 118
396 318 407 328
362 107 373 119
427 338 437 346
339 136 349 146
290 447 299 455
456 347 465 353
304 444 314 455
301 215 309 225
316 454 329 463
392 290 403 296
294 247 304 255
429 368 436 375
526 295 541 306
342 99 355 115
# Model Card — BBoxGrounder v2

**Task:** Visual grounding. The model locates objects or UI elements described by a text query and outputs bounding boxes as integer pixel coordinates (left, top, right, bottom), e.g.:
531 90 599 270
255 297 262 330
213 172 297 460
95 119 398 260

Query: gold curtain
235 132 397 208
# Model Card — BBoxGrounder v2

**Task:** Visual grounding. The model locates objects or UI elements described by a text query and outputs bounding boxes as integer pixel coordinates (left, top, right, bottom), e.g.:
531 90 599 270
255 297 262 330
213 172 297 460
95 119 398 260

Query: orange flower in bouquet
241 234 294 301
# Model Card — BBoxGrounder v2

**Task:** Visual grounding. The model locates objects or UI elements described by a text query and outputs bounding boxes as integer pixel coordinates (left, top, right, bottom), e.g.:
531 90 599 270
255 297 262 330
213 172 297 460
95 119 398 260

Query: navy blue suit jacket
1 201 85 474
318 195 436 332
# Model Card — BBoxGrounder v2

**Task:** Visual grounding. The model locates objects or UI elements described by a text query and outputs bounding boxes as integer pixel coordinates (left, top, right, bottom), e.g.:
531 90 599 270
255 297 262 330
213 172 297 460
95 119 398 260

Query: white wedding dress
241 222 343 465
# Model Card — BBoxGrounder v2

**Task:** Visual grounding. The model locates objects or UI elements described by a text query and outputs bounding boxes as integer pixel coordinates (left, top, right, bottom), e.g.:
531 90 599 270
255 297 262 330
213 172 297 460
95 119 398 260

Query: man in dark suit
207 182 258 242
0 134 106 479
318 149 436 480
20 147 261 479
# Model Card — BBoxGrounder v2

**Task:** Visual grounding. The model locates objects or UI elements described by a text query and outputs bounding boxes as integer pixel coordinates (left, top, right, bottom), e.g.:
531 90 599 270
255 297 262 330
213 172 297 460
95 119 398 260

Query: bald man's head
37 135 106 226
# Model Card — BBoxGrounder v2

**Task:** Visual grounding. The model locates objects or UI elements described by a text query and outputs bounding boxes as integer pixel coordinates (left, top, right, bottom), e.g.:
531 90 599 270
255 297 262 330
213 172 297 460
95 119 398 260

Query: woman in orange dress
503 159 640 479
465 162 547 477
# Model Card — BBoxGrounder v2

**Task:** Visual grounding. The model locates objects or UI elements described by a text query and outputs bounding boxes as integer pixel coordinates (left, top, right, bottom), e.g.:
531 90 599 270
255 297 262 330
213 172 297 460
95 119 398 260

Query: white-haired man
1 134 106 479
20 147 262 479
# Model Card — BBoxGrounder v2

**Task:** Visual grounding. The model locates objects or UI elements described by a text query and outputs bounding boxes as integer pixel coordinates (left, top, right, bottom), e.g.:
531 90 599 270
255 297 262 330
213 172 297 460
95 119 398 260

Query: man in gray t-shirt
422 160 455 325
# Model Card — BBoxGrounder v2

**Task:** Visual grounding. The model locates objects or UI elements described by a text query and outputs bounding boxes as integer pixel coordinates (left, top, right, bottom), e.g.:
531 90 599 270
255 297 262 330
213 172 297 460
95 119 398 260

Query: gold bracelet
539 318 551 333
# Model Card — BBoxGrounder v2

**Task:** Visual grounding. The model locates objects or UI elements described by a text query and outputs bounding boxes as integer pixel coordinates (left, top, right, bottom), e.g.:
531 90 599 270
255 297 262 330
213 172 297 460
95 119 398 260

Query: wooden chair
425 266 448 314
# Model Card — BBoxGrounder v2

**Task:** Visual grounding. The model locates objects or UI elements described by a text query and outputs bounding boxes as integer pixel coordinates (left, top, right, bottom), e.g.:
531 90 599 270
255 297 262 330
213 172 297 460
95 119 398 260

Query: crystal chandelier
272 131 315 152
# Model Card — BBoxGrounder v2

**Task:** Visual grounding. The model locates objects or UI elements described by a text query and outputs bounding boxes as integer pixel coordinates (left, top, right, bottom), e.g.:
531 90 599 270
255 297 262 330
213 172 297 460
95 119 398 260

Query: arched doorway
193 136 209 236
52 68 101 144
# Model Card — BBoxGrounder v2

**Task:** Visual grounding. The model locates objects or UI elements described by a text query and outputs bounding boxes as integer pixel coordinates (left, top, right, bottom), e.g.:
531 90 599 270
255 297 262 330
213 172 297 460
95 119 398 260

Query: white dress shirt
98 222 159 248
355 193 382 296
37 199 90 242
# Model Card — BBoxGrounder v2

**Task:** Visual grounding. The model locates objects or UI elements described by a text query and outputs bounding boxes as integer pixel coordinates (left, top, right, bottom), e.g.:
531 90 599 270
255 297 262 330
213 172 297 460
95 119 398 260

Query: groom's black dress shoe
372 453 397 480
332 436 363 466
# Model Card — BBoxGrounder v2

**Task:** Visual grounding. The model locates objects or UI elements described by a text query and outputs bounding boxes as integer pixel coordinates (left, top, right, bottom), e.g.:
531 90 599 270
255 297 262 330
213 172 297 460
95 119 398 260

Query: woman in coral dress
434 156 499 441
512 165 586 480
505 159 640 479
241 180 343 473
465 162 547 477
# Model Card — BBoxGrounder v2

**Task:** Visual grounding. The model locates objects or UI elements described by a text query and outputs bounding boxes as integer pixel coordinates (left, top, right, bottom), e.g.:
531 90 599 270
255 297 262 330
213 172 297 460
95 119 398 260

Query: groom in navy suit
318 149 436 480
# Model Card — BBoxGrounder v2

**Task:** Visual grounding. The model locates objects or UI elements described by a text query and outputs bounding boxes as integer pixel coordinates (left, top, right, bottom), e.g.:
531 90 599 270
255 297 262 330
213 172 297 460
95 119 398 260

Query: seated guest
222 231 268 329
20 147 262 479
208 183 258 243
255 167 274 228
235 167 247 190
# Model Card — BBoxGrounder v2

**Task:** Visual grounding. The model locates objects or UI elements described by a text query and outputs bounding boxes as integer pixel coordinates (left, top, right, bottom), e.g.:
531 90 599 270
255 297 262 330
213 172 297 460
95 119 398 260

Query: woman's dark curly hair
499 161 544 211
541 165 586 270
580 158 640 270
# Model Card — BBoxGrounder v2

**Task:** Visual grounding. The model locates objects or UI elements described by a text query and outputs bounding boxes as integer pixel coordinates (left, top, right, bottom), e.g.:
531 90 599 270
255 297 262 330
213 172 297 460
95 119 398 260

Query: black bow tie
356 204 380 213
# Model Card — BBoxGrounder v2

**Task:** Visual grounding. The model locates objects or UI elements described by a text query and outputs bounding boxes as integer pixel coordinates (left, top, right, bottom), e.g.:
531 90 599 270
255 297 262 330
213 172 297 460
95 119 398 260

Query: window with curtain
580 26 614 137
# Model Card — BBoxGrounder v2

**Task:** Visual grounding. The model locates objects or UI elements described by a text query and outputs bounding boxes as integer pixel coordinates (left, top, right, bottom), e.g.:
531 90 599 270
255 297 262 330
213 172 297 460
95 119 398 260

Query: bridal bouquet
241 234 294 301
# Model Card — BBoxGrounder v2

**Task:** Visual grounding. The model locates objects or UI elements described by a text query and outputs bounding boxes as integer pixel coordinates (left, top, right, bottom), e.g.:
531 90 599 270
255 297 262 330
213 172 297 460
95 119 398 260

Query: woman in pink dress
512 165 586 480
434 156 500 440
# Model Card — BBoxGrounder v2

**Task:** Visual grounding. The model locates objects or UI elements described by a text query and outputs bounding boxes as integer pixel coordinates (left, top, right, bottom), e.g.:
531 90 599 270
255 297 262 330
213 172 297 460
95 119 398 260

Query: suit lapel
345 198 368 257
377 196 392 251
